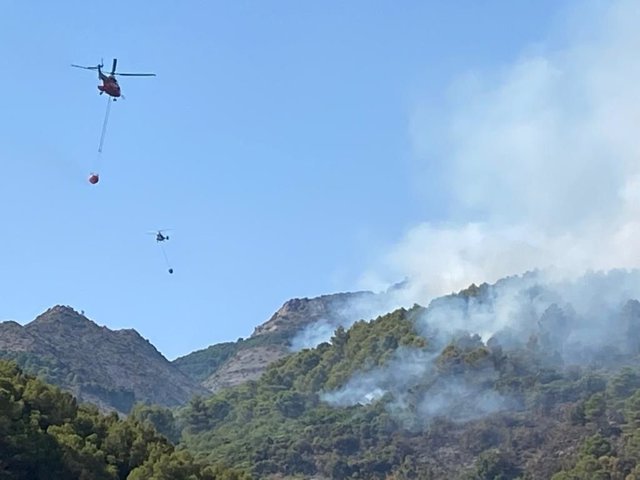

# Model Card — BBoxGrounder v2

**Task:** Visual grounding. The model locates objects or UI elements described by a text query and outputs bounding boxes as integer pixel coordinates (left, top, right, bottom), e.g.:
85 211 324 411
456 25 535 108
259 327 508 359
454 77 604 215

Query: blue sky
0 1 576 359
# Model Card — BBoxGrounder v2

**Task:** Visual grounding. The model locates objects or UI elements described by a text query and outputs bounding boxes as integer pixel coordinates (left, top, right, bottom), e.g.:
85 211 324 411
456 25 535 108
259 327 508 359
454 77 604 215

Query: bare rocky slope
0 305 207 413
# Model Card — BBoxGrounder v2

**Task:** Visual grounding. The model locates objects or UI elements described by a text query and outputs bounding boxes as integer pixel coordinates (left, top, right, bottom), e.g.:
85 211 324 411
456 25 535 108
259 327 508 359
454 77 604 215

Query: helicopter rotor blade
71 64 100 71
113 72 156 77
111 58 117 75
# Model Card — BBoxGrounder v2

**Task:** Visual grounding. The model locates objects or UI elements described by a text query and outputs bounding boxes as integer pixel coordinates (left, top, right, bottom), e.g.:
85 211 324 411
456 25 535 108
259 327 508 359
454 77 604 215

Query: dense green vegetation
175 308 425 475
166 299 640 479
549 378 640 479
0 350 69 385
0 350 140 413
0 360 249 480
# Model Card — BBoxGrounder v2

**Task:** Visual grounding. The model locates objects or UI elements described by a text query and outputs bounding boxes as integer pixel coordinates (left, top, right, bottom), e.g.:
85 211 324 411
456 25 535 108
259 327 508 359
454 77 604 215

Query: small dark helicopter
148 230 170 242
147 230 173 274
71 58 156 100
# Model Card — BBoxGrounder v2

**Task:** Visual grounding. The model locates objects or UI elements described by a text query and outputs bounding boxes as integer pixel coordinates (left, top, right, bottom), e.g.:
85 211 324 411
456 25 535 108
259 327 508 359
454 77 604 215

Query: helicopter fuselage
72 59 155 98
98 74 121 98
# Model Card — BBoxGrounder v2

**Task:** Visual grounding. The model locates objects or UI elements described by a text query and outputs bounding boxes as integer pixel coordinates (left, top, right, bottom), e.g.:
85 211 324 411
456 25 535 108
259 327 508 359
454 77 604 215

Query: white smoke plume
415 269 640 355
321 270 640 423
360 0 640 305
321 343 515 427
322 347 437 407
289 287 408 351
290 320 337 351
322 2 640 424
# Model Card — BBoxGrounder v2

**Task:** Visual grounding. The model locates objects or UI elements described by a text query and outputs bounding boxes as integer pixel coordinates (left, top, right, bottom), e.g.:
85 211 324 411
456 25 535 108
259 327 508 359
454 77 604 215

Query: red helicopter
71 58 155 100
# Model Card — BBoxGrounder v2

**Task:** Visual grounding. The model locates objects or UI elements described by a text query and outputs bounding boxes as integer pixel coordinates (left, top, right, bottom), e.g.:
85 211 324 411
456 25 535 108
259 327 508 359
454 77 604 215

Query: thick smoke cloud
359 0 640 304
320 1 640 426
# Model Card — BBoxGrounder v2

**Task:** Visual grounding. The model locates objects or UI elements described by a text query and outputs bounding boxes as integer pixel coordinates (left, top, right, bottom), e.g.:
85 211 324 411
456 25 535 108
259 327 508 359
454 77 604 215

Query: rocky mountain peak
0 306 207 413
251 291 376 338
29 305 95 328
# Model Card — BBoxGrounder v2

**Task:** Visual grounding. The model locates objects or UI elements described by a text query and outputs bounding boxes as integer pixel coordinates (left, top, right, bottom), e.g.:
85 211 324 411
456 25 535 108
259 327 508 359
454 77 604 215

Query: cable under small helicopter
147 230 174 274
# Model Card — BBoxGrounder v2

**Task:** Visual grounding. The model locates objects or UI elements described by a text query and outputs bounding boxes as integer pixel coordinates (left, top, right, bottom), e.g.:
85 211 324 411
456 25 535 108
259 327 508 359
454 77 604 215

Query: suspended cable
88 97 113 185
159 243 174 274
98 96 113 154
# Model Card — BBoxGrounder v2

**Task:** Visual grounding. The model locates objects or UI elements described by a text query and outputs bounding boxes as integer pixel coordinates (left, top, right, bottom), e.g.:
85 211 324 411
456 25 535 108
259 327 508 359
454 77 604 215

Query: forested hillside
0 360 249 480
5 272 640 479
168 271 640 479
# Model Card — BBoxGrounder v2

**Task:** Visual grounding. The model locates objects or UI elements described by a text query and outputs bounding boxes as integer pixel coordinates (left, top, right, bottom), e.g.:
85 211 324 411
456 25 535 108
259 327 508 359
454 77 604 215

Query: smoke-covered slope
0 305 207 413
176 270 640 479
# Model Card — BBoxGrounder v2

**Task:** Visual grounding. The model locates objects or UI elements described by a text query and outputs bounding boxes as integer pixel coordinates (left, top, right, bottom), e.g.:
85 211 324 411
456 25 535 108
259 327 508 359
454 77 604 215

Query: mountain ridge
0 288 401 412
0 305 207 413
173 289 404 393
